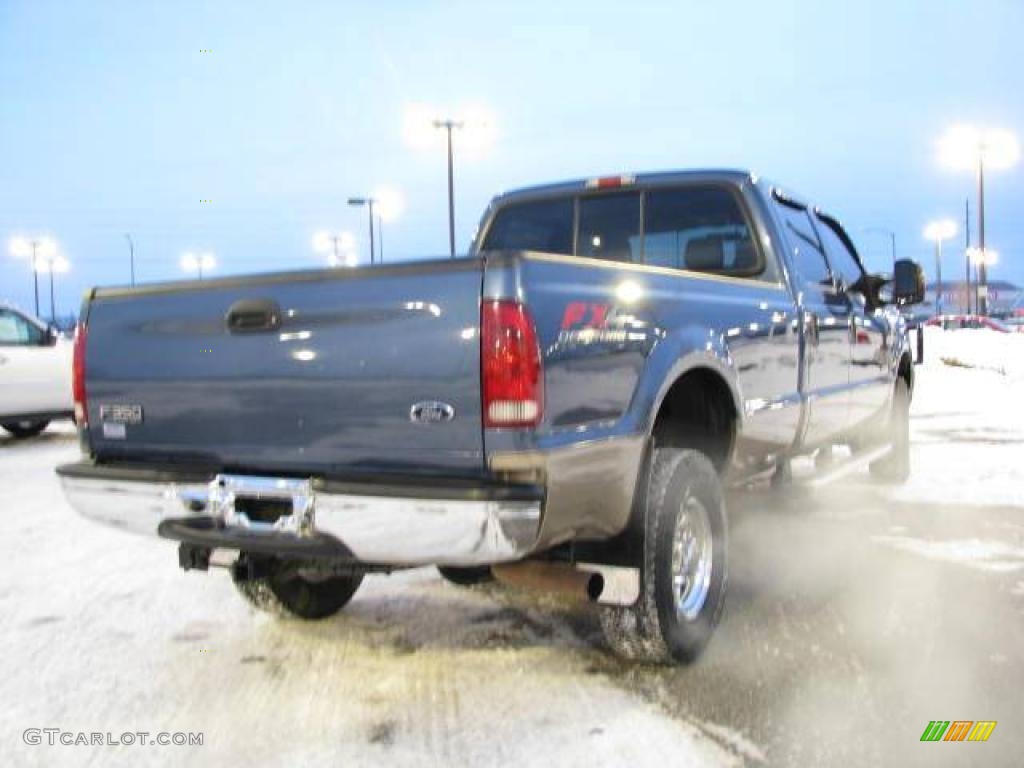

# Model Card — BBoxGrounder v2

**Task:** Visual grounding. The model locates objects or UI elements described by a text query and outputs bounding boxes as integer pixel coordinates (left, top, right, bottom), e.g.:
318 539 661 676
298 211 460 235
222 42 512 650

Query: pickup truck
58 170 925 664
1 303 73 438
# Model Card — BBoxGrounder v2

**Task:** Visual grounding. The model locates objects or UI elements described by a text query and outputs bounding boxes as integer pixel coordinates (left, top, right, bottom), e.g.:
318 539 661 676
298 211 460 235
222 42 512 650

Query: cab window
578 192 641 262
643 185 769 279
774 200 831 287
815 214 865 290
480 198 573 255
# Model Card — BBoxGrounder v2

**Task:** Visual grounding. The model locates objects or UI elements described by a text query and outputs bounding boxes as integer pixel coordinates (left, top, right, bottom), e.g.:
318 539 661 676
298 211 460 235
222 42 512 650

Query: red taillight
72 322 87 425
481 300 543 428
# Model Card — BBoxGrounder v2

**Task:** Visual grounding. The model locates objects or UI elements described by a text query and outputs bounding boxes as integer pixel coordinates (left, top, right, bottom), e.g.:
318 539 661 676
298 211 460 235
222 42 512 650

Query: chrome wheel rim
671 491 713 621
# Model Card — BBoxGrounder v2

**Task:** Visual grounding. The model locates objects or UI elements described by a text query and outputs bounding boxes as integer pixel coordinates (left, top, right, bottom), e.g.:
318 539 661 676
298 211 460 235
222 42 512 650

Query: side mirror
892 259 925 306
44 325 60 346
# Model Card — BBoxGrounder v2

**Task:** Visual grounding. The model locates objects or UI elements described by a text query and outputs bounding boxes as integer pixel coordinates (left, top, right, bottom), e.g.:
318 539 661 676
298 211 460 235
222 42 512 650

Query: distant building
924 279 1021 316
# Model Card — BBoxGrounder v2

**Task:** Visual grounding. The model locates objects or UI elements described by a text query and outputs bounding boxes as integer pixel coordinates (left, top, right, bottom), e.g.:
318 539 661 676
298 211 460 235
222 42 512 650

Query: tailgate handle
226 299 283 333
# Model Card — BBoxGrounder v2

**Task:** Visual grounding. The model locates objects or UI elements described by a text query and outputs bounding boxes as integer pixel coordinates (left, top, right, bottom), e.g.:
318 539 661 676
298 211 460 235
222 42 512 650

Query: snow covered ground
1 327 1022 767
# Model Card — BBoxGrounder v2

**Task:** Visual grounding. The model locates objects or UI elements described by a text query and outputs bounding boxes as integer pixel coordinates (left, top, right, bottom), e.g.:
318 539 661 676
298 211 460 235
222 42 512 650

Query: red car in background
925 314 1020 333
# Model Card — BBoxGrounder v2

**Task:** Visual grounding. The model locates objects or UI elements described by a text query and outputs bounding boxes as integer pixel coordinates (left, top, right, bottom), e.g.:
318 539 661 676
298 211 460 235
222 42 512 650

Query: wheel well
652 368 737 472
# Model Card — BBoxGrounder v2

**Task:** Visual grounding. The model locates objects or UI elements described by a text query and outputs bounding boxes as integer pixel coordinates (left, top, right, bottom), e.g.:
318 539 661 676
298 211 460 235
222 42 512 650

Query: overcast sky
2 0 1022 317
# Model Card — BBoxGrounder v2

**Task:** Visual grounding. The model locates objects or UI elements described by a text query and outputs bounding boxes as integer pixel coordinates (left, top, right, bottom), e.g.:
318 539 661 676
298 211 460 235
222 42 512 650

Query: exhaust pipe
492 562 639 606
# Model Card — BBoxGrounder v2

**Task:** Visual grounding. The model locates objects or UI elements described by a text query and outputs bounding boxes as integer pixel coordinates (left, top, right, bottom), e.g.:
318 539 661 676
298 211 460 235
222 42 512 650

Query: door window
815 214 865 290
0 310 42 346
775 202 831 287
577 192 641 262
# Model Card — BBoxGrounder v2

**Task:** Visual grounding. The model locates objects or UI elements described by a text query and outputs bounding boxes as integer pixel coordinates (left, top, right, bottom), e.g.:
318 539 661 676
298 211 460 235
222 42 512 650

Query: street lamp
125 233 135 286
968 247 999 268
938 124 1020 315
346 198 378 264
404 105 494 258
8 235 57 317
312 230 356 267
433 119 463 259
923 219 957 316
181 251 216 280
35 254 70 322
371 186 403 263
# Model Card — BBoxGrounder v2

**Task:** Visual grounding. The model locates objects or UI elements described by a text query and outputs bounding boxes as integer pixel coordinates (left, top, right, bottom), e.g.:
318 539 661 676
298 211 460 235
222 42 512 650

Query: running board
799 444 892 489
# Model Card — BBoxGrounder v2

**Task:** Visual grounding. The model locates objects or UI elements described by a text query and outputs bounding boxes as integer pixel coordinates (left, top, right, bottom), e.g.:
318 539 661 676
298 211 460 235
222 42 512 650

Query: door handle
225 299 283 333
803 311 819 346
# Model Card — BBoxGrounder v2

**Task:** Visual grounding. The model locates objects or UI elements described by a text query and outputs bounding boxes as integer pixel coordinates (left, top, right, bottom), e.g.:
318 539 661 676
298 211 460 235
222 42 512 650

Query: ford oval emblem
410 401 456 424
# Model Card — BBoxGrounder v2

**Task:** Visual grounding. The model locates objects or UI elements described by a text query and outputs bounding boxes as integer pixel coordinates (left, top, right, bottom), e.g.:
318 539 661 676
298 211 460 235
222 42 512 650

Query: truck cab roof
488 168 760 208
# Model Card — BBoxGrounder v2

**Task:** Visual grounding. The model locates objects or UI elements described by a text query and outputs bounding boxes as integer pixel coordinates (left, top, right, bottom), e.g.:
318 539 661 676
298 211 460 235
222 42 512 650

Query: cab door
814 213 891 429
772 198 852 447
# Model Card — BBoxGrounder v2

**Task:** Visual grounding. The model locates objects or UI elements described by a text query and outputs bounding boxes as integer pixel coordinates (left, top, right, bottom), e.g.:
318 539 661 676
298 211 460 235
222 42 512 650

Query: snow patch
696 719 767 764
872 535 1024 573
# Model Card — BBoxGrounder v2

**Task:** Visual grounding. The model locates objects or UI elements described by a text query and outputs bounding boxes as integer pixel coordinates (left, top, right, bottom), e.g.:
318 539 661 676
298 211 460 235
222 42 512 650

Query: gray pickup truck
59 169 925 664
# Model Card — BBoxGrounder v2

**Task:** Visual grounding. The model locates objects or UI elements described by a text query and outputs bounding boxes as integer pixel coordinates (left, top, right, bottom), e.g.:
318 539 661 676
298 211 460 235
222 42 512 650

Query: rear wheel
600 447 728 664
437 565 494 586
2 419 49 438
870 377 910 484
232 557 363 620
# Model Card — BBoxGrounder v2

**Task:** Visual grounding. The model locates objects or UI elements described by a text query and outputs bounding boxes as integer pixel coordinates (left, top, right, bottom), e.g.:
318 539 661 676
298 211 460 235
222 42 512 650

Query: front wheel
870 377 910 484
232 557 363 620
2 419 50 438
600 447 728 665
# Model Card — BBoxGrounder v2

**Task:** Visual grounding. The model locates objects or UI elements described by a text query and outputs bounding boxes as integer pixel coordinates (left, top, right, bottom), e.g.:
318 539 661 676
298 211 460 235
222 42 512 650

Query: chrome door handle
803 311 819 346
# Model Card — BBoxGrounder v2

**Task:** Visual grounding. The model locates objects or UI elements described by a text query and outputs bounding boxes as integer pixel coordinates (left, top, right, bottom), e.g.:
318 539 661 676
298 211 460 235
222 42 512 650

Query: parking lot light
181 251 216 280
937 124 1020 315
923 219 957 315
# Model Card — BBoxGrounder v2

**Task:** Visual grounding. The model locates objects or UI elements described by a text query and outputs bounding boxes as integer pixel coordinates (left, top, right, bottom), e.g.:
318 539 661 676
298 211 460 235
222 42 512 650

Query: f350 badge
409 401 456 424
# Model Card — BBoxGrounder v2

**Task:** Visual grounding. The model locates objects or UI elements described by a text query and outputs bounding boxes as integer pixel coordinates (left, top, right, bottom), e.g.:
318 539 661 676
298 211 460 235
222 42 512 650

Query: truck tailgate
83 259 484 476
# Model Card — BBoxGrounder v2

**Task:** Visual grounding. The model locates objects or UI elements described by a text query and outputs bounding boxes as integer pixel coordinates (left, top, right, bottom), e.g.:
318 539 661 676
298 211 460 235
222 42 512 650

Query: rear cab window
480 198 573 255
644 185 773 280
481 181 776 282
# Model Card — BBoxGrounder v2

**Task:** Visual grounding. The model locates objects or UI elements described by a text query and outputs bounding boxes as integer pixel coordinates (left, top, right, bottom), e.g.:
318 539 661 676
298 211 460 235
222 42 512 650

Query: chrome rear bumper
57 463 543 567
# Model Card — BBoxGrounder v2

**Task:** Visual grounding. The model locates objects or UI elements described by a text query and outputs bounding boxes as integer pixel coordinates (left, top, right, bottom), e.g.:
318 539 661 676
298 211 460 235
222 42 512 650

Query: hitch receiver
178 543 211 572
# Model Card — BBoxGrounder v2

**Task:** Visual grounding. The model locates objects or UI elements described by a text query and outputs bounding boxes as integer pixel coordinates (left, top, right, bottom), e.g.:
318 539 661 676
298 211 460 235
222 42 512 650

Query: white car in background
0 304 73 438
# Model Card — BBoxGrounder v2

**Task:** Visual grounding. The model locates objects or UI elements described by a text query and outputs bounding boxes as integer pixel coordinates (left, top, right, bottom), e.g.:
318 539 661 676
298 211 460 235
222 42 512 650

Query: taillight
481 300 543 428
72 322 88 425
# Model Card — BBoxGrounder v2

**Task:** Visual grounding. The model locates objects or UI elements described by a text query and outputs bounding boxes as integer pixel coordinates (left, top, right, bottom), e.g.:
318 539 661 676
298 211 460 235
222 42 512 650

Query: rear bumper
56 462 543 567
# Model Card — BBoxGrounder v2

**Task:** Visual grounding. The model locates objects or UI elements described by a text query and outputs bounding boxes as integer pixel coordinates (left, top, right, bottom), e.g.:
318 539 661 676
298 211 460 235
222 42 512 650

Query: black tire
870 377 910 484
2 419 50 438
437 565 494 586
232 558 363 620
600 447 728 664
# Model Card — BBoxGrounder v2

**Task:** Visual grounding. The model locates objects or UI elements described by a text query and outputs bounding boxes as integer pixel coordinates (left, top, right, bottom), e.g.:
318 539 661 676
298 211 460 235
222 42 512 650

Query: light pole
938 125 1020 316
37 254 70 322
347 198 377 264
125 233 135 286
181 251 216 280
312 231 356 267
863 227 896 268
8 235 57 317
432 119 464 259
923 220 956 316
